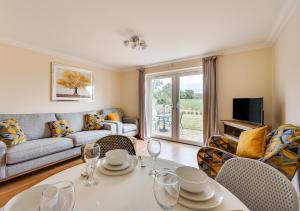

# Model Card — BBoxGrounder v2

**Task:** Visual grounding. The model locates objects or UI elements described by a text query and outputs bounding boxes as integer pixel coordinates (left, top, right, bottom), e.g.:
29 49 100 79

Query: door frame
176 70 203 146
146 67 203 146
146 73 176 141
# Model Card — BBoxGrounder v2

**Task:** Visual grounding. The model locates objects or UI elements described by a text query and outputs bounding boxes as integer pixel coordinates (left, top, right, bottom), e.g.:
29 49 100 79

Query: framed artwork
52 63 94 101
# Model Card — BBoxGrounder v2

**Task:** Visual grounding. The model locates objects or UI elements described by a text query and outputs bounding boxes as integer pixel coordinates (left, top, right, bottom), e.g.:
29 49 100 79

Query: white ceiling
0 0 296 69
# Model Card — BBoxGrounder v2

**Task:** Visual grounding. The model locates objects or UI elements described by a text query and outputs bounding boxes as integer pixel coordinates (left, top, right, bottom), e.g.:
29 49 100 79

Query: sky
158 74 203 93
180 75 203 93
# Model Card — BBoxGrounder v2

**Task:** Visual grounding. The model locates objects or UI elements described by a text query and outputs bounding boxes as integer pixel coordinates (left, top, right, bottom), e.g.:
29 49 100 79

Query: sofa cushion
48 120 74 137
67 130 112 146
236 126 268 159
100 108 124 120
107 113 120 122
6 137 74 164
55 111 97 132
84 114 105 130
263 124 300 160
0 119 27 147
123 123 137 133
0 113 57 141
7 148 80 178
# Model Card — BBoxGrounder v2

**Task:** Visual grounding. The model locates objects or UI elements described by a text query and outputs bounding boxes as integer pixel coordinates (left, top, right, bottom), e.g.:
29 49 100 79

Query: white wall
273 5 300 197
120 48 273 126
273 6 300 127
218 48 273 127
0 43 121 114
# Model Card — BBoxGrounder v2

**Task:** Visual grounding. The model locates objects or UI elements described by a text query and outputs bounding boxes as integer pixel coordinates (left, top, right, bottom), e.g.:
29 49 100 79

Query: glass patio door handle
171 103 179 110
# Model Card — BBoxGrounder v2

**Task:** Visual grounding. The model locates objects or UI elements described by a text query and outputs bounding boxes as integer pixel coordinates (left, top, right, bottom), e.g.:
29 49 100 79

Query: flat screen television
233 98 264 125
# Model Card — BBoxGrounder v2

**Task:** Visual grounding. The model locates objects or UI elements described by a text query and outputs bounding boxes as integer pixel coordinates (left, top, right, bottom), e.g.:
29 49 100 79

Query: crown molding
268 0 300 42
0 37 116 71
140 41 273 69
219 42 273 55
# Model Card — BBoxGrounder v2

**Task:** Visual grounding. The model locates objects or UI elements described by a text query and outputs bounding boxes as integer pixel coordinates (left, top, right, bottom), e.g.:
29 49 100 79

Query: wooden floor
0 140 200 207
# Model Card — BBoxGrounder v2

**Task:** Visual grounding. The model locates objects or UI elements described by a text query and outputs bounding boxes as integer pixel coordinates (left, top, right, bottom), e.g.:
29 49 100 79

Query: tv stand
222 120 261 142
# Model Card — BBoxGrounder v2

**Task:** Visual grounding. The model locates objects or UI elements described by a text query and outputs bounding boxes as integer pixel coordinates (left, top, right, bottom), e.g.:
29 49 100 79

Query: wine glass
54 181 75 211
40 181 75 211
147 138 161 176
40 185 59 211
153 171 180 211
84 143 100 186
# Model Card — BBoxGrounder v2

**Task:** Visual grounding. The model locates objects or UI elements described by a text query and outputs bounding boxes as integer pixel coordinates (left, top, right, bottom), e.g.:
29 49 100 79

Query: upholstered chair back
216 158 299 211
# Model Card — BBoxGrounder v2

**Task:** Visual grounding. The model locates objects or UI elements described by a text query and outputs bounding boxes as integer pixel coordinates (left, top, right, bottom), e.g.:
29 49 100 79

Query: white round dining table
32 156 248 211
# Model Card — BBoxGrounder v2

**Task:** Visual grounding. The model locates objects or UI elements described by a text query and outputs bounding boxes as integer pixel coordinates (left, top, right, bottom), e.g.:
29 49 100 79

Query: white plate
101 158 130 171
4 184 49 211
97 156 138 176
165 181 223 210
178 182 224 210
179 180 215 202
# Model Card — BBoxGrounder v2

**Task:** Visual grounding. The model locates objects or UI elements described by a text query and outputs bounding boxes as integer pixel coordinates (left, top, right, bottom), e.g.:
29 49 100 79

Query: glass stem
87 163 94 182
153 156 156 172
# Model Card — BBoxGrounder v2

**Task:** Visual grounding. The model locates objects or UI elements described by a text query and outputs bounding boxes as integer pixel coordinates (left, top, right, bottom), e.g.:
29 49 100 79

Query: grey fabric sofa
100 108 139 137
0 111 117 181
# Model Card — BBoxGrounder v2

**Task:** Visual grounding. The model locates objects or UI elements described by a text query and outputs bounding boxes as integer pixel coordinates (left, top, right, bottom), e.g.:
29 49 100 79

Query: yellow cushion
107 113 120 122
84 114 104 130
236 126 268 158
0 119 27 147
48 120 74 137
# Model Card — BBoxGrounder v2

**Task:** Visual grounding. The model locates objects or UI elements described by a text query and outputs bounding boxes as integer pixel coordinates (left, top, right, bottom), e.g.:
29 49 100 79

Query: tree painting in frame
52 63 94 101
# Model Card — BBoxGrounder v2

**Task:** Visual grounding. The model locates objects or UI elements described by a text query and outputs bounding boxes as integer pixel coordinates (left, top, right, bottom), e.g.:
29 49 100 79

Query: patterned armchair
197 125 300 181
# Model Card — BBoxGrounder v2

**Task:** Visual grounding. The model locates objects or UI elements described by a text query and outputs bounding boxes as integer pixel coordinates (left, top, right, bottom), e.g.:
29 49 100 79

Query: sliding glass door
178 73 203 144
149 76 174 140
147 69 203 145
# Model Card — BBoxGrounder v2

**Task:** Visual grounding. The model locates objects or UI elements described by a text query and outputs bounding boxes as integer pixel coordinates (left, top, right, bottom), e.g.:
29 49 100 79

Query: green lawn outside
181 114 203 131
180 99 203 111
180 98 203 131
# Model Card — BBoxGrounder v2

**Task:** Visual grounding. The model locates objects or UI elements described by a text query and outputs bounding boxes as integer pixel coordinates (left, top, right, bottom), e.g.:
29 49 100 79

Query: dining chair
215 157 299 211
81 135 136 161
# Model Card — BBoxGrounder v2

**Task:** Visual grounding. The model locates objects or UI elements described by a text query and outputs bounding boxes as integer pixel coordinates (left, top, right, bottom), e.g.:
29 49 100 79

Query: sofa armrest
208 135 237 154
102 122 117 134
123 117 139 135
123 117 138 125
0 141 7 179
197 146 237 178
103 120 123 134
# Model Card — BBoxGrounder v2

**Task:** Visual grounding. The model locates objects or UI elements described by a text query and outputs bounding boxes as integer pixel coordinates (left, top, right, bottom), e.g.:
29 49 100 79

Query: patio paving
180 129 203 143
152 125 203 144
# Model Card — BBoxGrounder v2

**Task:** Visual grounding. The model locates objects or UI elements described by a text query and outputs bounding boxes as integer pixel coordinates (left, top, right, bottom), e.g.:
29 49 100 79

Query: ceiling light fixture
123 35 147 50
